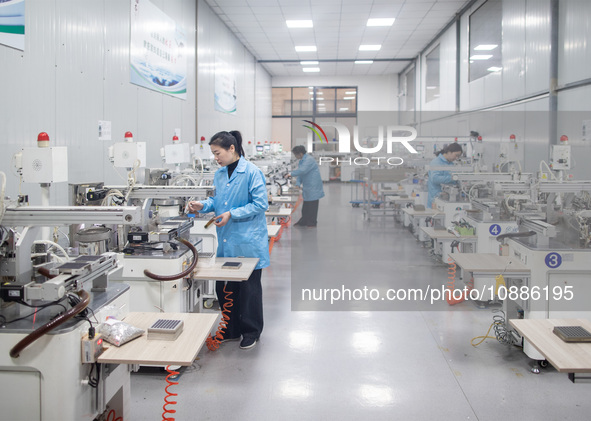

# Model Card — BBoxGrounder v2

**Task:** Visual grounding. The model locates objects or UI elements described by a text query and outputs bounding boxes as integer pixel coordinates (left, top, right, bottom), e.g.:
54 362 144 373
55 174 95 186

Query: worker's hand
213 211 231 227
187 201 203 212
283 173 291 179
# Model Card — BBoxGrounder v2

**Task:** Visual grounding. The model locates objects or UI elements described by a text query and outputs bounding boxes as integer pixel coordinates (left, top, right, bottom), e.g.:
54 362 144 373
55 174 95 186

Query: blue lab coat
427 154 454 208
199 157 270 269
291 153 325 201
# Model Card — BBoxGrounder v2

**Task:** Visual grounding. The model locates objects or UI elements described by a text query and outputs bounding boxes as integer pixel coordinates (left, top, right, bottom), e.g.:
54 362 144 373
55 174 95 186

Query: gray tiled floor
130 182 591 420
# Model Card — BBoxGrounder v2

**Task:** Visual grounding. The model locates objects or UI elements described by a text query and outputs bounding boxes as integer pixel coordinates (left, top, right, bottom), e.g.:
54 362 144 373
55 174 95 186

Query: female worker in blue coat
427 142 463 208
187 131 269 350
289 145 325 227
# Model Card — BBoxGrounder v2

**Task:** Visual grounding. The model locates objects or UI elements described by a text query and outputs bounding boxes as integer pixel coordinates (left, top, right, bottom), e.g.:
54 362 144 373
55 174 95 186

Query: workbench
194 257 259 281
401 208 445 241
267 224 281 238
270 195 299 204
98 312 217 366
420 226 477 263
449 253 530 276
510 318 591 382
265 207 292 217
449 253 530 302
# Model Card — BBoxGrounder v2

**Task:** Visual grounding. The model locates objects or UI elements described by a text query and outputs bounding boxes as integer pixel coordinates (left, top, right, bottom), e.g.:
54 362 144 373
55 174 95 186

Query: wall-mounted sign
130 0 187 99
0 0 25 51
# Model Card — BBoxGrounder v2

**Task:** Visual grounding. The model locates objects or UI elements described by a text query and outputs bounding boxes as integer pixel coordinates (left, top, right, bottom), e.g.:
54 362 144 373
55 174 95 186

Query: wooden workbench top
402 208 441 216
97 312 217 366
267 225 281 237
270 195 299 203
265 207 292 217
193 257 259 281
420 226 477 240
449 253 530 274
510 318 591 373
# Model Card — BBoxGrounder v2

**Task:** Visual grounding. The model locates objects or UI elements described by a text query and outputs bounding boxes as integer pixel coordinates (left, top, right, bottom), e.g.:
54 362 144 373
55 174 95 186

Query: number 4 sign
489 224 501 236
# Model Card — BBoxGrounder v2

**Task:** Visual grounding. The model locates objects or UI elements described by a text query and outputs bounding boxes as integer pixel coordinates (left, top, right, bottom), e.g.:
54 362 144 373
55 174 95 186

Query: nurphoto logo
302 121 418 166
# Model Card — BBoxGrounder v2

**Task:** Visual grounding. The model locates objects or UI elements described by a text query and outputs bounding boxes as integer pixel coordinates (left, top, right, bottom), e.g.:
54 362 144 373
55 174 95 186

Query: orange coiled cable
446 258 473 305
162 365 179 421
205 284 233 351
106 409 122 421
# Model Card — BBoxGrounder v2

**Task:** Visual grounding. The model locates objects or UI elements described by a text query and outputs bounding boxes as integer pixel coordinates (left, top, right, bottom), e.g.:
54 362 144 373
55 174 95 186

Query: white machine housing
20 146 68 183
112 142 147 168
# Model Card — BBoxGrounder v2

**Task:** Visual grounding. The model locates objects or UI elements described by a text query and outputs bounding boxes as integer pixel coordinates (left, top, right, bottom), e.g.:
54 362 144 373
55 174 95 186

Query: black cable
3 302 68 325
88 362 100 388
492 309 513 345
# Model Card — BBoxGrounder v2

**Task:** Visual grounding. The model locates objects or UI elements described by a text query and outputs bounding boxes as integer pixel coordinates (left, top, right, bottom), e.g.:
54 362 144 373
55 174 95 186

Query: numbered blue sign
489 224 501 236
545 252 562 268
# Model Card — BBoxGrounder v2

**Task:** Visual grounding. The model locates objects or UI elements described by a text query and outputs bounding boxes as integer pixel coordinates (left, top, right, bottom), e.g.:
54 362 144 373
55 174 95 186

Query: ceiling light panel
359 45 381 51
295 46 317 52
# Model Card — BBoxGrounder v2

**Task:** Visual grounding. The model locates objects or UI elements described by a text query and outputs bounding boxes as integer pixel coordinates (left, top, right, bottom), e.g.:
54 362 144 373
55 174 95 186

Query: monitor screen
256 145 264 152
263 144 270 151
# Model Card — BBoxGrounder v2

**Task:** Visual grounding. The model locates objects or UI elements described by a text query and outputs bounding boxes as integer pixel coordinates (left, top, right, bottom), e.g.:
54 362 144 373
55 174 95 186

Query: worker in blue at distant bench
187 130 269 350
287 145 325 227
427 142 463 208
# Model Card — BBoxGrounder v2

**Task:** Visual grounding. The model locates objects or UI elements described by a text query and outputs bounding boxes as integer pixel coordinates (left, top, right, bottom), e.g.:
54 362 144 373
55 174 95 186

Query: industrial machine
498 180 591 361
0 205 142 421
88 184 217 313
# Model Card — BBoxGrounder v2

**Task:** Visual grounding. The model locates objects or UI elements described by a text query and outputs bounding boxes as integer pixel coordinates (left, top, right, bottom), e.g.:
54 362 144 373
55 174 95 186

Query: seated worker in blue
427 142 463 208
288 145 325 227
187 130 269 350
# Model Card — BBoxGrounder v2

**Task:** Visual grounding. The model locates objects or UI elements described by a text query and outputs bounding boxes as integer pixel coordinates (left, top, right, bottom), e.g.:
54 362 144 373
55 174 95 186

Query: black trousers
216 268 263 340
297 199 319 226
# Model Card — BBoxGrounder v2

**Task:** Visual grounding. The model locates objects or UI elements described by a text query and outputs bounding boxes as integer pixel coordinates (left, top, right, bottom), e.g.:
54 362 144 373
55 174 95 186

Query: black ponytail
229 130 245 157
435 142 462 156
209 130 245 157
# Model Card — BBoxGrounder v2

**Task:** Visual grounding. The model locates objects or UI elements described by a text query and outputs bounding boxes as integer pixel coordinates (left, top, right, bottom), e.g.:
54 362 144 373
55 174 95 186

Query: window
272 88 292 116
425 45 440 103
404 66 416 111
272 86 358 152
336 88 356 115
292 87 314 116
469 0 503 82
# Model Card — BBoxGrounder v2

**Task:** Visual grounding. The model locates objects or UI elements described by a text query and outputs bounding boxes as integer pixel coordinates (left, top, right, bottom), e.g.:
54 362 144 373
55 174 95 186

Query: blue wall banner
130 0 187 99
0 0 25 51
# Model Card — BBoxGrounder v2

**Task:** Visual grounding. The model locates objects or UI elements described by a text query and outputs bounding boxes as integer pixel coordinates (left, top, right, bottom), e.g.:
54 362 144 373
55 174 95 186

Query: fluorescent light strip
302 67 320 72
300 61 319 65
345 91 356 95
367 18 395 27
286 20 313 28
343 96 355 100
487 66 502 72
296 46 317 52
470 55 493 60
355 60 373 64
474 44 498 51
359 45 381 51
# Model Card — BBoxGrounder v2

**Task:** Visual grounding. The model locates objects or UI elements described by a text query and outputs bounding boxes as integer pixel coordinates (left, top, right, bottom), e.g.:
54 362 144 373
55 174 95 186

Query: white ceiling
204 0 474 77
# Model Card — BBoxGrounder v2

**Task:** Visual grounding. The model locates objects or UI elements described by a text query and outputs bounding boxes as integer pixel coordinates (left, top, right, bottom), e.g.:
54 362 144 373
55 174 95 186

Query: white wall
408 0 591 178
0 0 272 205
0 0 198 203
272 74 399 112
196 0 271 155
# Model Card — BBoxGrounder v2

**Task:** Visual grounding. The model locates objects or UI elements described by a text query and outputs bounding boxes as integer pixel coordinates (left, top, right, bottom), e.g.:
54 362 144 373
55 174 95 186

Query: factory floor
130 182 591 421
